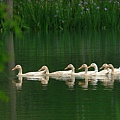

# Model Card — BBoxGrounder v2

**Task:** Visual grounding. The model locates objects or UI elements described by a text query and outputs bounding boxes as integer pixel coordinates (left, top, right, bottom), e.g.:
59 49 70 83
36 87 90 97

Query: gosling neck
71 67 75 74
93 64 98 72
18 68 22 75
84 67 88 74
110 67 114 74
45 68 50 75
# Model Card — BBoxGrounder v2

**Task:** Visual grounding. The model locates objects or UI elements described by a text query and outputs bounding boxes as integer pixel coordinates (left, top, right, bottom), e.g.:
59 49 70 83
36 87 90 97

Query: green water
0 30 120 120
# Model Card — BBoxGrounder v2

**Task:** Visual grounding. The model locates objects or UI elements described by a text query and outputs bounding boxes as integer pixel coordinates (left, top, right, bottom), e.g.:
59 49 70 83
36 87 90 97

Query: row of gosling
12 63 119 77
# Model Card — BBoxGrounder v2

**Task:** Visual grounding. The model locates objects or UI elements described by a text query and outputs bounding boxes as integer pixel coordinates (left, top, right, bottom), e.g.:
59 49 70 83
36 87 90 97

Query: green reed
1 0 120 31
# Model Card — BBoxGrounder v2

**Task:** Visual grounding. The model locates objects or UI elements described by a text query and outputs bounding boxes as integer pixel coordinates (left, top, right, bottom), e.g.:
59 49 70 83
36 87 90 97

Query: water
0 30 120 120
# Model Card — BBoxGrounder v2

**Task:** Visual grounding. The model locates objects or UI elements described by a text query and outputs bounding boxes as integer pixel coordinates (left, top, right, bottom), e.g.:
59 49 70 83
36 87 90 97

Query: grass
0 0 120 31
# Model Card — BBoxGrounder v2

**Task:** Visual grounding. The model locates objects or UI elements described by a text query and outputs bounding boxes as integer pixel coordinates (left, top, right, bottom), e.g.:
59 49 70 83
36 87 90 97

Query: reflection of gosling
89 79 98 86
65 76 75 89
12 76 23 90
102 80 114 88
39 75 49 86
100 76 114 89
78 79 89 89
66 80 75 89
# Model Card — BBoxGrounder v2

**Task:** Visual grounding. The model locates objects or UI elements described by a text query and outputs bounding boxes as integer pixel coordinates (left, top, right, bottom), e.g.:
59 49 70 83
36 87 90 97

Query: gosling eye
16 65 20 68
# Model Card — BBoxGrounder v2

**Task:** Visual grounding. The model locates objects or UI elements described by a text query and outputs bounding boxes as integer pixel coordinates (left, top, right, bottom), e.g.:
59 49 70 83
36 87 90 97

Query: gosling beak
78 66 82 70
100 66 103 70
87 65 91 69
64 66 68 70
101 65 109 70
38 68 44 72
12 67 16 71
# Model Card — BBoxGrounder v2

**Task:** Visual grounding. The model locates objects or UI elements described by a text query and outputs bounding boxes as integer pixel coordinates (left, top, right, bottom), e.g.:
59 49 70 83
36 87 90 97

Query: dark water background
0 30 120 120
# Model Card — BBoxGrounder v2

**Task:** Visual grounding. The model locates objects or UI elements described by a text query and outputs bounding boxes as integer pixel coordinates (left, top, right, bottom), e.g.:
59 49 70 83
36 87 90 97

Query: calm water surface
0 30 120 120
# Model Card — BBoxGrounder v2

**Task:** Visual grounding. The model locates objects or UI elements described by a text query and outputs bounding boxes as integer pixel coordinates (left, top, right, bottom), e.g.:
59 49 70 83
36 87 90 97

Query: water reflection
1 30 120 120
77 73 116 90
64 75 75 90
78 76 89 90
13 76 23 90
13 75 50 90
12 72 120 91
13 74 76 90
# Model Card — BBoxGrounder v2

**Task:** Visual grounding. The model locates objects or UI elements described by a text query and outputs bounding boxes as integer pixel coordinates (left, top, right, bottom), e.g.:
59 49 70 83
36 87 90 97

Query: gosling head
108 64 114 69
38 66 48 72
64 64 75 70
12 65 22 71
100 63 108 70
88 63 97 68
78 64 87 70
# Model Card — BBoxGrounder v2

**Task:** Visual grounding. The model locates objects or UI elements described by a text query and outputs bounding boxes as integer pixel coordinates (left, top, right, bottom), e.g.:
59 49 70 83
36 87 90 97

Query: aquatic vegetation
0 91 9 102
0 0 120 31
0 40 8 72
